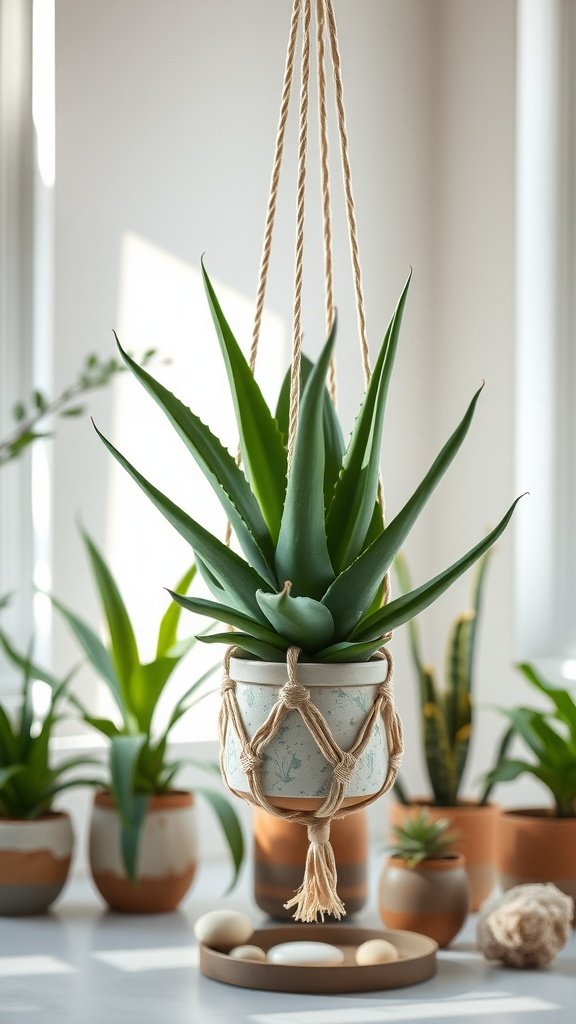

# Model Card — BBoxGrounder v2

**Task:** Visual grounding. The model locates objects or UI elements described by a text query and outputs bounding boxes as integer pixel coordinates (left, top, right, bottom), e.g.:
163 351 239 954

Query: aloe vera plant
484 664 576 818
389 811 457 868
0 635 101 818
94 262 521 663
51 529 244 883
394 550 493 807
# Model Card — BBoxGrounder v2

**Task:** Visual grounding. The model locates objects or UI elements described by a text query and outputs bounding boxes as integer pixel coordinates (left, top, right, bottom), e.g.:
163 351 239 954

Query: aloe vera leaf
256 582 335 652
80 527 139 707
197 632 287 662
326 273 411 571
156 564 196 658
110 734 148 880
114 338 277 584
194 787 245 892
167 592 289 651
351 496 523 642
93 423 272 622
312 638 386 663
323 384 486 638
275 330 336 598
202 261 287 541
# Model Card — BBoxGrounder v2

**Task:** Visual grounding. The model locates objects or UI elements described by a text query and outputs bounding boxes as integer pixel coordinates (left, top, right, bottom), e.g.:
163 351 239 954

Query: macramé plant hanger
96 0 521 923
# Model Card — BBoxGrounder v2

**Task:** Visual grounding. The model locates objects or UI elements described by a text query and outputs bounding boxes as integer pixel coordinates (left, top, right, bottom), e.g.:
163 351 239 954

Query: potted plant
92 264 521 918
379 811 469 946
0 635 100 915
389 551 502 910
52 528 244 913
484 664 576 912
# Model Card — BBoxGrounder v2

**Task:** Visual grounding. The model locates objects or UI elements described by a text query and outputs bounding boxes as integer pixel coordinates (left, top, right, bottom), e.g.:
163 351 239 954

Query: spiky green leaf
256 583 335 653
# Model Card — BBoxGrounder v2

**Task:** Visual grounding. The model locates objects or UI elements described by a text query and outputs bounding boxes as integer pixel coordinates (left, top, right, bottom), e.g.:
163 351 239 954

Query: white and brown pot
497 808 576 915
389 799 499 911
0 811 74 915
379 853 469 947
89 791 197 913
223 657 390 810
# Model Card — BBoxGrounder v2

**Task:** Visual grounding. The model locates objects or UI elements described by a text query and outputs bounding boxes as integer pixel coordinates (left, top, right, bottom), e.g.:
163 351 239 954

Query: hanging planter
95 0 521 921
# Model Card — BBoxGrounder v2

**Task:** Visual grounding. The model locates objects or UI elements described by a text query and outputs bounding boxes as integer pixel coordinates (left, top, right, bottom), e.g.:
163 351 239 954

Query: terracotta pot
379 853 469 947
253 806 368 919
0 811 74 915
223 657 390 811
497 808 576 914
389 799 499 911
89 790 197 913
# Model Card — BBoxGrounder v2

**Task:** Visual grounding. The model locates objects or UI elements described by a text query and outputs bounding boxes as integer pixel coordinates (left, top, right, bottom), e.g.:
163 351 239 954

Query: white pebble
267 941 345 966
355 938 399 965
229 944 267 962
194 910 253 949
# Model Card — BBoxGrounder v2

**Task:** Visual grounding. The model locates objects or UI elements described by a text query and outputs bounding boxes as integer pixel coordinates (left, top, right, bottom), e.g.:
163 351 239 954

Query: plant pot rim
229 655 388 687
501 806 576 822
94 789 194 811
394 798 498 813
387 853 466 871
0 809 71 825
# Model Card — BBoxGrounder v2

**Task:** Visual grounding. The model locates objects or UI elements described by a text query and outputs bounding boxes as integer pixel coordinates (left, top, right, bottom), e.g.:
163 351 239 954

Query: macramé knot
332 751 357 785
280 681 310 711
221 676 236 695
377 679 393 702
240 748 262 774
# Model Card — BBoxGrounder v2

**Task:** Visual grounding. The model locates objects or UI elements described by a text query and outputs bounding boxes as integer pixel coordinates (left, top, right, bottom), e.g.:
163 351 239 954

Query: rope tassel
283 819 346 923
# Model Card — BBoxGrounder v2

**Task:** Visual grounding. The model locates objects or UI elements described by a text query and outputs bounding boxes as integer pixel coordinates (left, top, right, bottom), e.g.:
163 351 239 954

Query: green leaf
50 594 123 710
351 496 523 641
324 384 485 638
275 329 336 598
0 765 24 792
156 565 197 657
130 658 181 734
393 776 411 805
479 724 514 804
93 422 272 622
167 592 289 651
312 638 386 663
120 793 149 881
202 260 287 540
445 613 474 749
80 528 139 705
517 664 576 735
326 274 411 571
256 582 335 653
197 632 287 662
110 735 148 879
466 550 492 690
194 787 245 892
114 337 277 584
59 406 85 418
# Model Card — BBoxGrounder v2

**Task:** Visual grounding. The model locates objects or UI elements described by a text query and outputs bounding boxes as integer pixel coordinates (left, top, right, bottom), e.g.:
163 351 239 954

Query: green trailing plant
0 348 161 468
484 664 576 818
93 261 522 663
393 550 494 807
51 529 244 884
388 811 458 868
0 635 101 819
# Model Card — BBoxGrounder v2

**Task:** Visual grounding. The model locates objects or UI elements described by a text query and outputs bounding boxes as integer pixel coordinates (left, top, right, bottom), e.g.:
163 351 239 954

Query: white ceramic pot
0 811 74 915
223 657 389 808
89 791 197 913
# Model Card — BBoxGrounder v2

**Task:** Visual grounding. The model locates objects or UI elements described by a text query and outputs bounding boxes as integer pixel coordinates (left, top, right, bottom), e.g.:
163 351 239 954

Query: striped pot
379 853 469 947
0 811 74 915
89 791 197 913
497 808 576 917
253 806 368 919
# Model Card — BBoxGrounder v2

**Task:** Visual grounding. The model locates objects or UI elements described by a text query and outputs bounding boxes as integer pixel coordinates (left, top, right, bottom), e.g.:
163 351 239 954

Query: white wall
51 0 545 856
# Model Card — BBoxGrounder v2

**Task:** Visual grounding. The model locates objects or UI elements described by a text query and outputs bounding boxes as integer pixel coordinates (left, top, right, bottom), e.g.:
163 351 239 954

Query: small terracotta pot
379 853 469 947
89 790 197 913
253 807 368 919
389 799 499 910
497 808 576 915
0 811 74 915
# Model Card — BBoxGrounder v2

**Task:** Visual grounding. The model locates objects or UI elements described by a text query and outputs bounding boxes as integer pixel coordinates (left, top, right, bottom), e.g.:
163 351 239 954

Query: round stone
355 938 400 965
193 910 253 950
267 941 345 966
229 944 267 962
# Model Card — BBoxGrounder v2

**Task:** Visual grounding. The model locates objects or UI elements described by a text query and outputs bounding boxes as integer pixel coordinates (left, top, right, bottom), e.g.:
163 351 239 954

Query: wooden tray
199 924 437 994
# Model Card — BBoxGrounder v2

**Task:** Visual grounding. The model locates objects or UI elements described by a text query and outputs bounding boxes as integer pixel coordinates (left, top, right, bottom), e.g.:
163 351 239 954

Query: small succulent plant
94 262 521 663
389 811 458 868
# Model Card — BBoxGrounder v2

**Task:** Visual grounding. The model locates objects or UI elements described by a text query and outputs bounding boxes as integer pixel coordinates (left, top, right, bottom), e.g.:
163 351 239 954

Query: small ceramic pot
223 657 389 810
497 808 576 915
389 799 499 910
89 790 197 913
379 853 469 947
253 806 368 919
0 811 74 915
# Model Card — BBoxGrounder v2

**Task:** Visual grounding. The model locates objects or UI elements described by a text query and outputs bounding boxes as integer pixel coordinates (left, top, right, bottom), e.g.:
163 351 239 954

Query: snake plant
394 550 493 807
389 811 457 868
51 529 244 883
94 261 521 663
